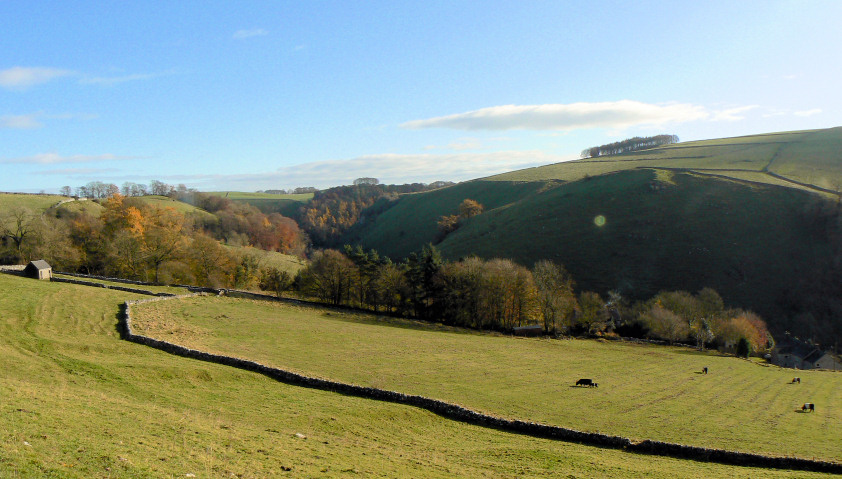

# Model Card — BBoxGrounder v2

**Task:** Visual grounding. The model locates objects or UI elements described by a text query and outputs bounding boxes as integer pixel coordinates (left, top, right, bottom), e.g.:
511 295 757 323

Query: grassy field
137 195 216 219
224 245 307 275
51 273 191 295
131 295 842 463
54 199 104 216
0 193 68 213
487 127 840 196
3 276 828 477
208 191 313 217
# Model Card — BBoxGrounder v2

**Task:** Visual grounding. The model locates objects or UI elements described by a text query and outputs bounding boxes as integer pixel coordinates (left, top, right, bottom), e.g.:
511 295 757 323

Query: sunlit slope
0 193 69 212
2 275 820 477
133 295 842 463
207 191 313 216
488 127 842 195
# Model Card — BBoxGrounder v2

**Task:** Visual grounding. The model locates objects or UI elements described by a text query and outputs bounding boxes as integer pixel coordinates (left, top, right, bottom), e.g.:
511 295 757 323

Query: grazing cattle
802 403 815 412
592 383 599 388
792 377 801 384
702 367 708 374
575 378 593 387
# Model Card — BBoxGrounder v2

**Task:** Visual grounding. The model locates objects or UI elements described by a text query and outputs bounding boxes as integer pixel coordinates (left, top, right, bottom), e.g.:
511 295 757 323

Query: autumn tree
141 207 187 283
296 249 357 306
0 207 37 260
260 267 293 297
640 304 690 344
533 260 578 334
190 234 235 287
577 291 610 335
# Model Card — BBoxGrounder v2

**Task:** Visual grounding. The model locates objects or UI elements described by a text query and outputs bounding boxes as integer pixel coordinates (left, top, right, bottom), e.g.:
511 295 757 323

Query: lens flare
594 215 606 227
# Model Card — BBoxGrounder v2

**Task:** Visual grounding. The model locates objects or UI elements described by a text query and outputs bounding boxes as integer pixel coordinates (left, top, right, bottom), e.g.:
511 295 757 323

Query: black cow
702 367 708 374
802 403 815 412
575 378 594 387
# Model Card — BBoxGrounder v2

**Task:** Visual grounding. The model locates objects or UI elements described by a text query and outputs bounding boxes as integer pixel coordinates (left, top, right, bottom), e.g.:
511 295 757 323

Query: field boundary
119 294 842 473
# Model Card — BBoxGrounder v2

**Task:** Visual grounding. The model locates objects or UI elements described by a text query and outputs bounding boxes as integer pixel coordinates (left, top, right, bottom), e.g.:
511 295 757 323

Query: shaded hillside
342 127 842 344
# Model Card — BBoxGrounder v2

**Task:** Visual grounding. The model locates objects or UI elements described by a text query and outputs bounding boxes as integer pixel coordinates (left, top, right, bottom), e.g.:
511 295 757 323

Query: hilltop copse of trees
580 134 679 158
287 244 772 356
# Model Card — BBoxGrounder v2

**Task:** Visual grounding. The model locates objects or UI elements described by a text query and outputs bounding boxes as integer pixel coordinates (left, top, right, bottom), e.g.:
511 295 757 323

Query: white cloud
709 105 759 121
794 108 822 117
35 167 120 176
1 114 43 129
0 66 72 90
81 70 174 86
233 28 269 39
0 112 97 129
401 101 712 131
1 153 138 165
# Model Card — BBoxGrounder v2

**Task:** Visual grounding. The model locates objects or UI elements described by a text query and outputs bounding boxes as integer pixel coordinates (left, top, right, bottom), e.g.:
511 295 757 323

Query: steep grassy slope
340 180 549 259
133 295 842 463
3 275 823 477
341 128 842 342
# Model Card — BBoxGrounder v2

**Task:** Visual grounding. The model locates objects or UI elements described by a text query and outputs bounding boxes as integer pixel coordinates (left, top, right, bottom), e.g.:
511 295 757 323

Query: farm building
24 260 52 280
772 337 841 370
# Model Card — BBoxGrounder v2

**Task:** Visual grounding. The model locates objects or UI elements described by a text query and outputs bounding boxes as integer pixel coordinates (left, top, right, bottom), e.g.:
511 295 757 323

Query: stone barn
24 260 52 280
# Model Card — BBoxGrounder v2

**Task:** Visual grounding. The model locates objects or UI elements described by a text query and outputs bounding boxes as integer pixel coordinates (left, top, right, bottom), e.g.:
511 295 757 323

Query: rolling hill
340 127 842 344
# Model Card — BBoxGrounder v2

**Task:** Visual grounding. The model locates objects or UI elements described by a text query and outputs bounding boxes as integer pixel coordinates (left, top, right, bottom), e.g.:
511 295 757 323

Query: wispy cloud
80 70 175 86
190 150 572 191
402 101 762 132
0 112 97 129
1 114 43 129
402 101 712 131
709 105 759 121
0 66 72 90
1 153 140 165
34 167 120 176
233 28 269 39
794 108 822 117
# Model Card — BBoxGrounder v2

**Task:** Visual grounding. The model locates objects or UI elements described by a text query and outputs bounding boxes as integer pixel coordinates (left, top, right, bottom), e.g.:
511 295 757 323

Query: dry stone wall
119 294 842 474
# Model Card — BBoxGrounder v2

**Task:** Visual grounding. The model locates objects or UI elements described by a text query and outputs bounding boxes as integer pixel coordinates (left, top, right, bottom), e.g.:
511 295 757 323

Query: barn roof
28 260 51 271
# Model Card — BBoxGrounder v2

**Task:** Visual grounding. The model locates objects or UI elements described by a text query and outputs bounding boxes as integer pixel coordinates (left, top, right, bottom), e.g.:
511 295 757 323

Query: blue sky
1 1 839 193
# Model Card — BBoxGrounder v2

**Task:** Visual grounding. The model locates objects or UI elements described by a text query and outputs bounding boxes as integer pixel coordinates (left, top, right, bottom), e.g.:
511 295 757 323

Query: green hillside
208 191 313 217
4 274 824 477
339 127 842 343
137 195 216 219
489 128 841 196
0 193 69 212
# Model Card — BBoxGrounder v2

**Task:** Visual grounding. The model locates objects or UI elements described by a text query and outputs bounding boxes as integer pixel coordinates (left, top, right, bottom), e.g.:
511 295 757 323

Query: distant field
224 245 307 274
137 195 215 219
208 191 313 217
132 296 842 463
3 275 825 477
0 193 67 212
